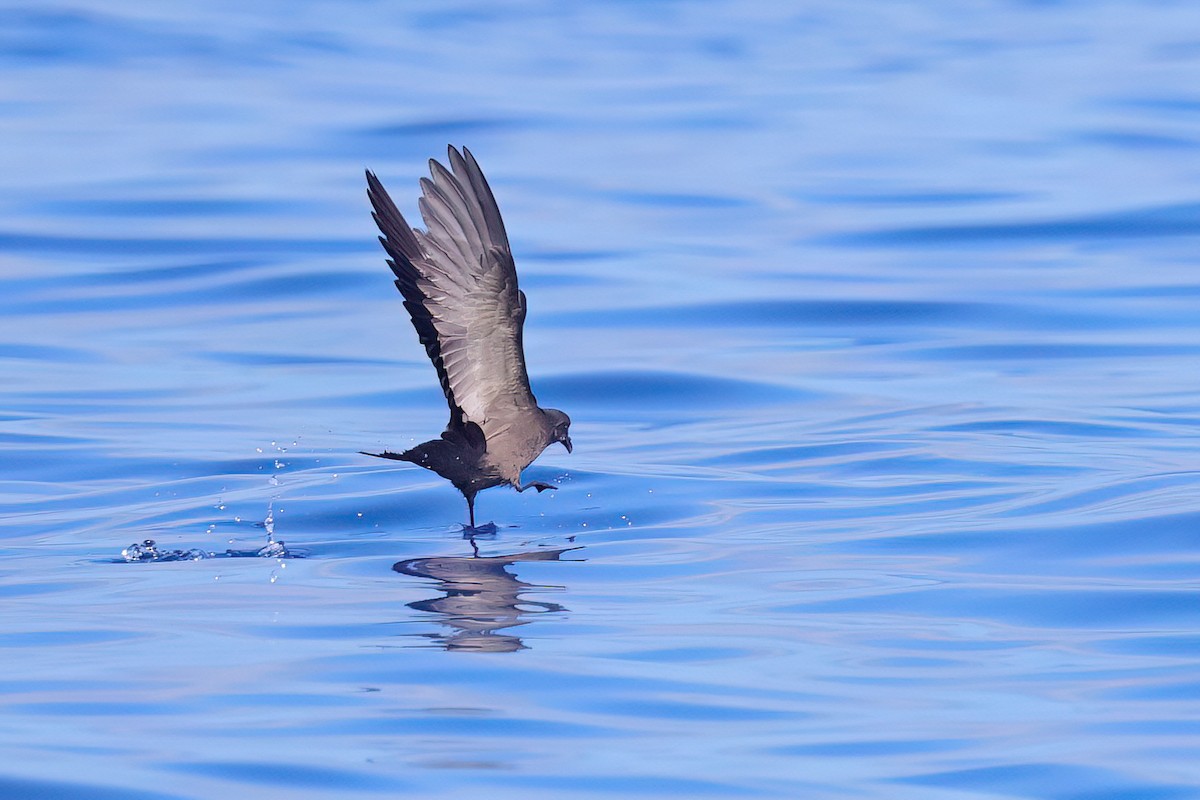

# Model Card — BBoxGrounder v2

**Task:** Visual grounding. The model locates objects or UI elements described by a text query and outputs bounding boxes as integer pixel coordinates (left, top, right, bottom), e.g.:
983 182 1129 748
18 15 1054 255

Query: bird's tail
359 449 415 462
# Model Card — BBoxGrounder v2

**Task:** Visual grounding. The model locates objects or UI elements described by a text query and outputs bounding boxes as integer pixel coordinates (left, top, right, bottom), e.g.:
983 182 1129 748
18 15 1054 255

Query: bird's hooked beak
561 434 573 454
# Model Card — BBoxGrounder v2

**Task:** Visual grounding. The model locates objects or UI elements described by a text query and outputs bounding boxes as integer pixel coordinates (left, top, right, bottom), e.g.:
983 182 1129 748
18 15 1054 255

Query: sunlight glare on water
2 1 1200 798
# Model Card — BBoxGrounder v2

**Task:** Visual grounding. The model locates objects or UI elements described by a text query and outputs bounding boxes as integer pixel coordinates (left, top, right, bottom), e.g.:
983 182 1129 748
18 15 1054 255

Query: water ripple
4 2 1200 798
825 201 1200 246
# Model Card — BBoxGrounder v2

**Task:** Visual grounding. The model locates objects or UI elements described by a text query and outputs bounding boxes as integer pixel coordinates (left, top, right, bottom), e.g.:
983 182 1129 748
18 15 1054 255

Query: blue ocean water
3 1 1200 797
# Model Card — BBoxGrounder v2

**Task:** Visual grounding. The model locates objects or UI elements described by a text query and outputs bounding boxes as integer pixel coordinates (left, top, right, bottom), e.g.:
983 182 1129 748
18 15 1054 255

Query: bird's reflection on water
394 544 582 652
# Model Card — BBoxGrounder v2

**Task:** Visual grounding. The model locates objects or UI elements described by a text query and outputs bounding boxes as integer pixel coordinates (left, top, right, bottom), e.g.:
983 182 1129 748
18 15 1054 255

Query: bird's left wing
367 147 537 441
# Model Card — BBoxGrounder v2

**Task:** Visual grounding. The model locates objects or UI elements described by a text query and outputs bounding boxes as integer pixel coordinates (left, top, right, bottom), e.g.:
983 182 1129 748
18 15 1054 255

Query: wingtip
365 169 386 198
461 146 480 170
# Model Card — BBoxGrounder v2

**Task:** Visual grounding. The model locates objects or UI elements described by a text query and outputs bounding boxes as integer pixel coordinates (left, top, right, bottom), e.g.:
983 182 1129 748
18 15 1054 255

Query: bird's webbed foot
516 481 557 493
462 522 498 539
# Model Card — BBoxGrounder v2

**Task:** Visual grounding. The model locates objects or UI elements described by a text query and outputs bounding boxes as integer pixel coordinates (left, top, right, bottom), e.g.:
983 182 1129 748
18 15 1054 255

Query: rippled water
4 2 1200 798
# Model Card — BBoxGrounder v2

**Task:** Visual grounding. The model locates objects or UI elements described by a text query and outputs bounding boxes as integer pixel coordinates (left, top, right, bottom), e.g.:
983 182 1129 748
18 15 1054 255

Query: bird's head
544 408 572 453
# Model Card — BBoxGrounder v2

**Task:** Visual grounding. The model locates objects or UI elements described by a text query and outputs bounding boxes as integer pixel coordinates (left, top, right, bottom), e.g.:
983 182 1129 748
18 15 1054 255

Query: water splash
118 537 301 562
119 499 303 565
257 539 288 558
121 539 210 563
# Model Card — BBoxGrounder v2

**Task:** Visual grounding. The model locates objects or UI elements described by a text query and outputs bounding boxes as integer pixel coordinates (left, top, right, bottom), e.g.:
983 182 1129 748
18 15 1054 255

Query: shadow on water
393 545 583 653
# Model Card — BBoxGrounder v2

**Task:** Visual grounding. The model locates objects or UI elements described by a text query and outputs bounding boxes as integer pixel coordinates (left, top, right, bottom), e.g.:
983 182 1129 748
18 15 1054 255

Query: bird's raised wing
367 146 537 442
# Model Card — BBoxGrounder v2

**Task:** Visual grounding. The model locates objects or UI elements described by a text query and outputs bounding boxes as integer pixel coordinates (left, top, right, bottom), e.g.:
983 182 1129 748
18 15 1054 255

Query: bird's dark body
362 147 572 528
375 421 499 495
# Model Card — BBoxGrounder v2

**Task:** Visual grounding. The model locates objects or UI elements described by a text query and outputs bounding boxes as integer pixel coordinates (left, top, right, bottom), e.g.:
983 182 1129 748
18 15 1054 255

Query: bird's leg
461 491 496 537
516 481 557 493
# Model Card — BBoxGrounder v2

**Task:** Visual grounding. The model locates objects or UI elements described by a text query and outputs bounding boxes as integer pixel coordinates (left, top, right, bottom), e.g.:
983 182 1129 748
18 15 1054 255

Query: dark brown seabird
361 146 572 529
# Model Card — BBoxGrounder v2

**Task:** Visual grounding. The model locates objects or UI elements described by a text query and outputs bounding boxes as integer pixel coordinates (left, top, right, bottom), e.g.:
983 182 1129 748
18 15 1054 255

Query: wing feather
366 147 537 442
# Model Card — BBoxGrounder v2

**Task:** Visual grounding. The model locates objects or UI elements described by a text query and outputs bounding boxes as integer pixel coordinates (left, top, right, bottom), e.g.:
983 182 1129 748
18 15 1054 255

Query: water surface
3 2 1200 798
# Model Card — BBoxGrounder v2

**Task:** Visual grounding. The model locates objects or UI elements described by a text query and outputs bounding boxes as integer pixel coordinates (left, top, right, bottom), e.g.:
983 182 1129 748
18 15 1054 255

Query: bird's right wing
367 147 537 441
